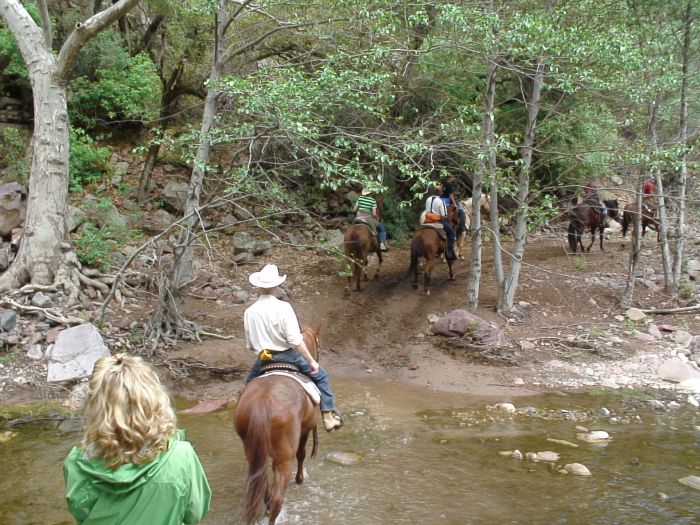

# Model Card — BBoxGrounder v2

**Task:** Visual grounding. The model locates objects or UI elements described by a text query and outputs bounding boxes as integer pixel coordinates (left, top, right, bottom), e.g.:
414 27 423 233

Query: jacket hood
69 431 183 496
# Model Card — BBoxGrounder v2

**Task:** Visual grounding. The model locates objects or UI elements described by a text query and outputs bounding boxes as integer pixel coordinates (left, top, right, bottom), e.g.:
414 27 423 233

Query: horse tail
242 402 272 525
406 235 422 279
310 424 319 458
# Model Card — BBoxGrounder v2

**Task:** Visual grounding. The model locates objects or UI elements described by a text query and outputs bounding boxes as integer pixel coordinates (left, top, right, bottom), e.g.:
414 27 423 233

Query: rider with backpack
424 185 457 261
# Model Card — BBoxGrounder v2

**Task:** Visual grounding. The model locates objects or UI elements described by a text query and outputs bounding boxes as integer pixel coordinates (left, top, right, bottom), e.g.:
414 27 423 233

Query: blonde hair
82 353 176 469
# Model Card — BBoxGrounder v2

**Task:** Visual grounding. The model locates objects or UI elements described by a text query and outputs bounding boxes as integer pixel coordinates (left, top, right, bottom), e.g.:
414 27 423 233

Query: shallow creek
2 377 699 524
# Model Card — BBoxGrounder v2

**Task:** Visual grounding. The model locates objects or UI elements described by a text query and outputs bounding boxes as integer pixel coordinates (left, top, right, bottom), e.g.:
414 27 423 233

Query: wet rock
47 324 110 382
0 309 17 332
678 475 700 491
495 402 516 414
579 430 611 443
511 450 523 460
326 451 363 466
565 463 592 476
535 451 560 462
626 308 646 322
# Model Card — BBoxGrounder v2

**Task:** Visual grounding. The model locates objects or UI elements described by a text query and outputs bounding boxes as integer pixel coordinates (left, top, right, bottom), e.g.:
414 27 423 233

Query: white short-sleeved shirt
243 294 304 353
425 196 447 217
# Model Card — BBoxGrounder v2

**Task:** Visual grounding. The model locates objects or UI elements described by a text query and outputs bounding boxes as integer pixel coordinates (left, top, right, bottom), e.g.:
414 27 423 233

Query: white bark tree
0 0 140 301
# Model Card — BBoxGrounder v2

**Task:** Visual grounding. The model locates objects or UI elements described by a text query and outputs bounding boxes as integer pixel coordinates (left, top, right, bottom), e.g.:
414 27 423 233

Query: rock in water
565 463 592 476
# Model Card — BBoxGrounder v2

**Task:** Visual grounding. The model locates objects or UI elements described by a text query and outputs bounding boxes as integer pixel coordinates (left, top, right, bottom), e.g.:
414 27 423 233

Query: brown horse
408 205 459 295
234 324 321 525
621 201 658 239
568 200 605 253
343 222 383 293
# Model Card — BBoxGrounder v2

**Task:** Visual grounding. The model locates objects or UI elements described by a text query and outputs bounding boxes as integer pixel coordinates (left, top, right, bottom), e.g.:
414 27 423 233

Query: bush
69 42 161 130
0 127 30 182
69 128 113 192
73 223 112 268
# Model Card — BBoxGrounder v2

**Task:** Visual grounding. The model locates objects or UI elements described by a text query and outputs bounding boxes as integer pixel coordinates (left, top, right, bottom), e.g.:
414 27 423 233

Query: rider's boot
322 410 344 432
446 245 457 261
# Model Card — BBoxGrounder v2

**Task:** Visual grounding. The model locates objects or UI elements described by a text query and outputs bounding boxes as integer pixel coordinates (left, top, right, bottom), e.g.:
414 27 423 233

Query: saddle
353 219 376 236
258 363 321 405
420 223 447 241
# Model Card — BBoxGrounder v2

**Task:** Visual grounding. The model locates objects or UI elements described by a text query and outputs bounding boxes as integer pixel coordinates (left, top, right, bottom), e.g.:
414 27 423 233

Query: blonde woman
64 354 211 525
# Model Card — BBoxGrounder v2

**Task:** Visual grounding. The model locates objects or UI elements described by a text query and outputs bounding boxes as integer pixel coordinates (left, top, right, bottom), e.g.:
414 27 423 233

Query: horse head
301 323 321 361
447 204 460 229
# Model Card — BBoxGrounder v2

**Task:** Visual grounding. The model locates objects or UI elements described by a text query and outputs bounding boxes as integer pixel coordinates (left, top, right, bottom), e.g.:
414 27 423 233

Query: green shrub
73 223 112 268
69 128 113 192
0 127 30 182
69 45 161 130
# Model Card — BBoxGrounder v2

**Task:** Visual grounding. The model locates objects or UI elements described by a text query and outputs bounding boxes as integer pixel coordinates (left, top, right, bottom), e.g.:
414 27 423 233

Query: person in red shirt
643 178 655 200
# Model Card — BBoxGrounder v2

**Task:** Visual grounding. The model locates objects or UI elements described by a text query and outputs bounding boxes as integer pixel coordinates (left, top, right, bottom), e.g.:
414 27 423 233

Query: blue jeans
245 349 336 412
377 222 387 243
439 219 456 255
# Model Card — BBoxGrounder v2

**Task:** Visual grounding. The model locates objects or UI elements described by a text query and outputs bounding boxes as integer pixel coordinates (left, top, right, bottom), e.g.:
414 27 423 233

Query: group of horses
343 195 496 296
567 198 659 253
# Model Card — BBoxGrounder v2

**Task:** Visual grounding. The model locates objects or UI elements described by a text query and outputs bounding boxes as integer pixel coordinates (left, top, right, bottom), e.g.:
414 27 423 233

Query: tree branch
37 0 52 49
56 0 141 81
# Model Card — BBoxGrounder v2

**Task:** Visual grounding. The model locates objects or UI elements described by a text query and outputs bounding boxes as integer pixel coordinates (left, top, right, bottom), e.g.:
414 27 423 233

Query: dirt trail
175 229 697 403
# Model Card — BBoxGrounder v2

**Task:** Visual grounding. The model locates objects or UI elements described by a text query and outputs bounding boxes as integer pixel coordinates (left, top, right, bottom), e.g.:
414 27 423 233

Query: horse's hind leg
586 230 595 252
295 431 310 484
269 460 294 525
447 258 455 280
456 230 467 260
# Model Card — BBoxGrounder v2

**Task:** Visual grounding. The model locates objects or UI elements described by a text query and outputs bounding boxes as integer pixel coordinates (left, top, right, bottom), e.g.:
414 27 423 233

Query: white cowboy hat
361 187 371 196
249 264 287 288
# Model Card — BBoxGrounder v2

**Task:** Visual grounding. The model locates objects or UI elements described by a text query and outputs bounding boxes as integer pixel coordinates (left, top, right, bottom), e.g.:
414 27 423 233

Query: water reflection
1 378 699 524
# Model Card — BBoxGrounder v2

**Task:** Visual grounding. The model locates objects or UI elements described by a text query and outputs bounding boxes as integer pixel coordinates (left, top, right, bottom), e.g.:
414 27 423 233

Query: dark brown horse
343 222 383 293
408 205 459 295
568 200 607 253
234 324 321 525
621 201 658 239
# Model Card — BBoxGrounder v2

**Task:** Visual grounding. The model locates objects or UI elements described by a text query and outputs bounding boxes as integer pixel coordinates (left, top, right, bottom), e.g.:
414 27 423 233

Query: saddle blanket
353 220 376 235
260 371 321 405
420 223 447 240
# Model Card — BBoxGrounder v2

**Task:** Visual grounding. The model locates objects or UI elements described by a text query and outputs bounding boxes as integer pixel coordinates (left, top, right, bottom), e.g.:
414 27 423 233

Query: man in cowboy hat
243 264 343 432
353 187 388 251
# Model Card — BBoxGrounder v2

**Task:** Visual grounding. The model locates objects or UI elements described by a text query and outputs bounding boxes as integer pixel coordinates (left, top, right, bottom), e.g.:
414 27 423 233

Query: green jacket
64 430 211 525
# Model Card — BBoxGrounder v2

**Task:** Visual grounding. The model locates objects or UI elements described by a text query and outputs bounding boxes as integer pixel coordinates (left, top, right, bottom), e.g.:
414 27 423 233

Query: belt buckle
260 349 273 361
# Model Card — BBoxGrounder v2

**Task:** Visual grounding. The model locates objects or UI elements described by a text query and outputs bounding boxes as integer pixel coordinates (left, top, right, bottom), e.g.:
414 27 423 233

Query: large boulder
47 324 111 382
162 181 190 213
0 182 27 237
431 309 506 347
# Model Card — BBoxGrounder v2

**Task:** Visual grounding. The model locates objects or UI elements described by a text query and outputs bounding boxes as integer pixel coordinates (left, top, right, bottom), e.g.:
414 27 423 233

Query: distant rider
353 187 388 251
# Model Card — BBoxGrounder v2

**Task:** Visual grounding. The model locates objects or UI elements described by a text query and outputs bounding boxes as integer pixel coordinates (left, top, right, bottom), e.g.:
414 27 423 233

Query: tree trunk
497 60 544 312
621 176 644 307
467 51 497 310
0 0 141 300
671 1 691 297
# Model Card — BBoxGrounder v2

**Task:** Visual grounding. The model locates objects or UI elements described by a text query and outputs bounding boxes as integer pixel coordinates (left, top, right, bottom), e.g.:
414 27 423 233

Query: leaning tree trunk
621 176 644 307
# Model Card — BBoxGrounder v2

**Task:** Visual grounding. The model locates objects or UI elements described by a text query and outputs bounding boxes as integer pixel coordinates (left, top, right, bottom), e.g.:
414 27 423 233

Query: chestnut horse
343 222 383 293
621 201 658 239
234 324 321 525
408 205 459 295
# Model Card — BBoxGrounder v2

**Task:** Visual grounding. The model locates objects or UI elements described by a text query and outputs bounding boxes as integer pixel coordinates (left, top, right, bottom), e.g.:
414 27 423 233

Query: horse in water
621 201 658 239
409 204 459 295
568 200 607 253
234 324 322 525
343 222 383 293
